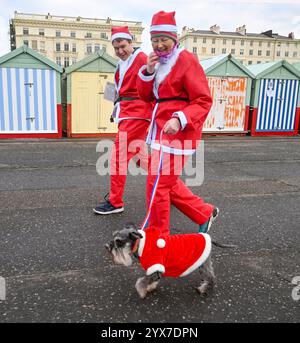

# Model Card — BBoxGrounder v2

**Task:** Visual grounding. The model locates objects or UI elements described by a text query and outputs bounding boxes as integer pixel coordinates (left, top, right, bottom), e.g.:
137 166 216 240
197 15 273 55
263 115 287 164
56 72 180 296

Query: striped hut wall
256 79 300 132
0 67 58 134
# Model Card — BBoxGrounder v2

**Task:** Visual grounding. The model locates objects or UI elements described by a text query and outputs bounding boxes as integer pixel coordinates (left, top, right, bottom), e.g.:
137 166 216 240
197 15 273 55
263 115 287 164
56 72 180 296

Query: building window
211 48 216 54
95 44 100 52
286 42 289 47
203 38 206 43
293 51 298 58
56 30 61 37
102 45 107 52
71 32 76 38
222 48 226 54
241 40 244 46
258 50 262 56
40 41 45 51
240 49 244 56
267 42 271 47
72 57 77 65
100 32 108 39
56 43 61 52
232 39 235 45
212 38 215 44
56 57 61 66
202 47 206 54
223 39 226 44
131 35 136 41
249 49 253 56
193 37 197 43
23 40 29 46
248 61 253 65
285 51 289 57
23 28 29 35
85 32 92 38
250 40 253 46
31 40 37 50
277 51 281 57
192 47 197 54
266 50 271 56
259 41 262 47
64 57 70 68
39 29 45 36
72 43 76 52
86 44 92 54
231 49 235 54
257 61 261 64
64 43 69 52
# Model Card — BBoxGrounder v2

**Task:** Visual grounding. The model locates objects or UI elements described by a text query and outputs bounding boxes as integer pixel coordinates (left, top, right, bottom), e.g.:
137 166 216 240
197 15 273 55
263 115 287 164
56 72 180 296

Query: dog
106 223 225 299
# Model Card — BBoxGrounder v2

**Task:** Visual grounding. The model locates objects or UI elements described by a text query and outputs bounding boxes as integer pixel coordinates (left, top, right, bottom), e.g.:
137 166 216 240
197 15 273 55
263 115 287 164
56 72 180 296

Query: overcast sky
1 0 300 56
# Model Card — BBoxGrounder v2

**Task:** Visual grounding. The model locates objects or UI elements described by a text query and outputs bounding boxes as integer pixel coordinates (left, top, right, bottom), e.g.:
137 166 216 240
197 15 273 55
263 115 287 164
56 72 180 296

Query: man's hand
163 118 181 135
147 52 159 74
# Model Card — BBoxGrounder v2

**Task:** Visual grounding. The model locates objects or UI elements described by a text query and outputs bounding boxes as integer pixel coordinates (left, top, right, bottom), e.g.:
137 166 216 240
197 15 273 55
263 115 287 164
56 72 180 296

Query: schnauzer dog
106 223 221 299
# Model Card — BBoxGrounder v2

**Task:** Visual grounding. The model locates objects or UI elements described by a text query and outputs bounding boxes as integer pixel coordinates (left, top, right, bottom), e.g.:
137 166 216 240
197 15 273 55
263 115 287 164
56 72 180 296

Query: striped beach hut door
256 78 300 132
0 67 58 134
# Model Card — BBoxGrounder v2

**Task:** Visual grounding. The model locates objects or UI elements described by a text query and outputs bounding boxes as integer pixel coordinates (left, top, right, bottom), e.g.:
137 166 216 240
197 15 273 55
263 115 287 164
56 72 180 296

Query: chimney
236 25 246 35
288 32 295 39
210 24 220 34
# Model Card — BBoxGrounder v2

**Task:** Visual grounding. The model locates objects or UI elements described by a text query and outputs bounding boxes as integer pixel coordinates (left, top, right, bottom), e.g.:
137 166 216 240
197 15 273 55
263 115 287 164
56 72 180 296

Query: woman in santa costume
137 11 219 234
94 26 152 215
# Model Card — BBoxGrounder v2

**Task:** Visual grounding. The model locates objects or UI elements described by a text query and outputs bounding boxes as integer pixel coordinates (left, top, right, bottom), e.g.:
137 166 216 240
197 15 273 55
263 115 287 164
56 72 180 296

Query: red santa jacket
137 47 212 155
114 48 152 123
137 228 212 277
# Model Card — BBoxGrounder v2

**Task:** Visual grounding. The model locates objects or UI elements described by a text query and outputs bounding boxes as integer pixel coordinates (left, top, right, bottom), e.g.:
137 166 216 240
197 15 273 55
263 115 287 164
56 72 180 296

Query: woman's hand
147 52 159 74
163 118 181 135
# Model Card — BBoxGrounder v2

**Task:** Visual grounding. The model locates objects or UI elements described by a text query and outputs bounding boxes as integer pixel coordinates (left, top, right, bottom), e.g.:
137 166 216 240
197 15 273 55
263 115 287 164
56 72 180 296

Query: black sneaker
198 207 219 233
93 194 124 215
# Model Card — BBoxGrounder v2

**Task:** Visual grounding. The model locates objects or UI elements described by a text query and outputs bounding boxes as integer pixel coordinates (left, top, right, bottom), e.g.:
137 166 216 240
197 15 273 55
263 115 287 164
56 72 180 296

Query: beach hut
0 45 63 138
64 50 117 138
247 60 300 136
200 54 255 134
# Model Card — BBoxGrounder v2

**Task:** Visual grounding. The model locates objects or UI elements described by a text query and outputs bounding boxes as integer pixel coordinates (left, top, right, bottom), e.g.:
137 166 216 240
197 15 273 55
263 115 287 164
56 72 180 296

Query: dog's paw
196 281 212 296
146 281 159 293
135 278 148 299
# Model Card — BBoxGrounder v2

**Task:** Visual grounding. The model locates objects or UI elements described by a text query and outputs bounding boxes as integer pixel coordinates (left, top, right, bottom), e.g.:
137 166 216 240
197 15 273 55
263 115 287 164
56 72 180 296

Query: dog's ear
124 222 137 231
129 230 143 241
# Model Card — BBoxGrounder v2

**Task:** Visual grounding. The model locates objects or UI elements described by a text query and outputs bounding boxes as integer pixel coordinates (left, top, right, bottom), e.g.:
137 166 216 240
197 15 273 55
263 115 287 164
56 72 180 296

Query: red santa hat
150 11 178 41
111 26 133 42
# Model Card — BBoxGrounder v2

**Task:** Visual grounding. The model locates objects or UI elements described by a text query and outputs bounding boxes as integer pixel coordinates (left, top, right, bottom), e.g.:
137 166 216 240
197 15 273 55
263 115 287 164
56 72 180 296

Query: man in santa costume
94 26 152 215
137 11 219 234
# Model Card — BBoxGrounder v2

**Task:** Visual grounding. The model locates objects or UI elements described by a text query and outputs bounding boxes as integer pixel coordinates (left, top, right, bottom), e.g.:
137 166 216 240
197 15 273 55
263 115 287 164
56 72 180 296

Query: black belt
114 97 139 105
155 97 189 103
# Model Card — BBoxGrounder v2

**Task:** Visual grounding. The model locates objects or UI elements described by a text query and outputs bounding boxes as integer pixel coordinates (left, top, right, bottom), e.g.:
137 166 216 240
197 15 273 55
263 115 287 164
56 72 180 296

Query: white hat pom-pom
157 238 166 248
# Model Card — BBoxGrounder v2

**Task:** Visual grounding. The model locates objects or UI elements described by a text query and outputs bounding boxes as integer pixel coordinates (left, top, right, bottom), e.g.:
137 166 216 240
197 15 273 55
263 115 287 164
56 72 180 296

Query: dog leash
140 130 165 231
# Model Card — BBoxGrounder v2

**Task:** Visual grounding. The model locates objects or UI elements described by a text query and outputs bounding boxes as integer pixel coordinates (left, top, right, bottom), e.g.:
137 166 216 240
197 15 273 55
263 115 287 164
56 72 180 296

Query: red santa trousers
146 150 214 234
109 119 149 208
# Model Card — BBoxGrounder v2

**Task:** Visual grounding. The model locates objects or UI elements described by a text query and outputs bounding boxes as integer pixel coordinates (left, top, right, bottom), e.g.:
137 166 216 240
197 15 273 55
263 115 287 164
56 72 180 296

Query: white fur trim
173 111 187 131
154 47 183 89
138 65 156 82
150 25 177 33
137 230 146 257
157 239 166 248
180 233 212 277
146 264 165 276
151 142 195 155
111 32 132 41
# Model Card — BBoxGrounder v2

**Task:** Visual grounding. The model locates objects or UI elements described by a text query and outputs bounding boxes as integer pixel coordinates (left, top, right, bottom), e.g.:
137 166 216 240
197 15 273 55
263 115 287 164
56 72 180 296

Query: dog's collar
132 239 140 255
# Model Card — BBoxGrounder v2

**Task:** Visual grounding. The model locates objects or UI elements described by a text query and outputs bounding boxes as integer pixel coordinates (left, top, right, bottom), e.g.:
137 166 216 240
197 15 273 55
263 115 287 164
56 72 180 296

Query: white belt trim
117 117 151 122
180 234 212 277
146 264 165 276
151 142 196 156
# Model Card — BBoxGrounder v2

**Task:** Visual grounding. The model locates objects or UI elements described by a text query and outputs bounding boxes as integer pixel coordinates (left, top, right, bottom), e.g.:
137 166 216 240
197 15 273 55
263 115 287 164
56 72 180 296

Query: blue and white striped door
256 78 299 132
0 68 57 133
